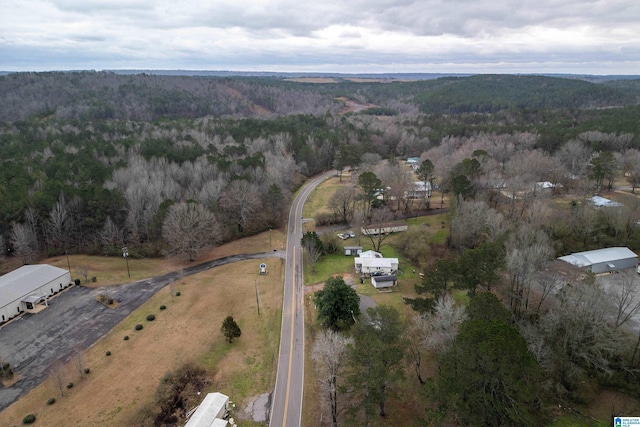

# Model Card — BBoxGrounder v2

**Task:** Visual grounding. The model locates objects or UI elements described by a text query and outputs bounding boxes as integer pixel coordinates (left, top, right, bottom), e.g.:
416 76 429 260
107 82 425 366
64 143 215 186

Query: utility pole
255 280 260 315
122 247 131 279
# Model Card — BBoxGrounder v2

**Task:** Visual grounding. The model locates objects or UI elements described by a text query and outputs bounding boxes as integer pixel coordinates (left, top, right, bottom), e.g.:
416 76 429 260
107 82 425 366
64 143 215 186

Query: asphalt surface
269 171 334 427
0 251 283 412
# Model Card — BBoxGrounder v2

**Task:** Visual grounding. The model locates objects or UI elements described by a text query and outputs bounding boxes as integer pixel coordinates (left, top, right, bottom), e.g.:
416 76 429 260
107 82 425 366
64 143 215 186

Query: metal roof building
558 247 638 274
185 392 229 427
0 264 72 323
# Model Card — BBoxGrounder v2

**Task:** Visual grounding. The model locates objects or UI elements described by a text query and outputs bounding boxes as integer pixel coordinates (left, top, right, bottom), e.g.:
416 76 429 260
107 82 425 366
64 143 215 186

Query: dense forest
2 71 640 425
1 71 640 261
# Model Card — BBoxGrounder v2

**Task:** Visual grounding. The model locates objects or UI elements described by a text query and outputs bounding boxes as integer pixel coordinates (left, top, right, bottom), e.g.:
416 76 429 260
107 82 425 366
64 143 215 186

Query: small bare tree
611 272 640 330
312 329 353 427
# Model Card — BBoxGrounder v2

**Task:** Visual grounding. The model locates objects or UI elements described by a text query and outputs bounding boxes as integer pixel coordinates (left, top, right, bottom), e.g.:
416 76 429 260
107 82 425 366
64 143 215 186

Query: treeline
0 72 342 122
2 72 640 266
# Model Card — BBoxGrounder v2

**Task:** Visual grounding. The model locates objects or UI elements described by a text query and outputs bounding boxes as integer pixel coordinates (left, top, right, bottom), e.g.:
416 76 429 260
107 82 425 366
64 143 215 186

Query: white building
185 392 229 427
558 247 637 274
0 264 72 323
590 196 622 208
405 181 432 199
371 275 397 289
361 223 408 236
355 257 399 274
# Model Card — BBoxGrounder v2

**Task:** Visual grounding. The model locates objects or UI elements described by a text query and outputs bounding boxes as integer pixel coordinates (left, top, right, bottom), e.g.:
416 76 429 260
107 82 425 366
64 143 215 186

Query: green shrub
106 351 111 356
47 397 56 405
160 305 166 310
22 414 36 424
107 298 114 305
84 368 90 374
123 335 129 340
66 382 73 389
175 291 181 296
146 314 156 321
135 324 143 331
74 279 81 286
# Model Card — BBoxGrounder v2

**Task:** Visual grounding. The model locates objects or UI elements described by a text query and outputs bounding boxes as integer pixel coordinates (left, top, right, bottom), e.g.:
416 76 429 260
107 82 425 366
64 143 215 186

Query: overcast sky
1 0 639 74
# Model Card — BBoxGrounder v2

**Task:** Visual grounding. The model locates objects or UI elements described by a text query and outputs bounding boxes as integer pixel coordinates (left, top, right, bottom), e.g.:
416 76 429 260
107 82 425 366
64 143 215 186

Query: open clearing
0 231 285 426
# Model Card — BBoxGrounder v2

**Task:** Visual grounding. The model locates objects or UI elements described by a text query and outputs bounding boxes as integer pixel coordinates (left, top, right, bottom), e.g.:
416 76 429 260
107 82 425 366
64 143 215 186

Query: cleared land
0 231 286 426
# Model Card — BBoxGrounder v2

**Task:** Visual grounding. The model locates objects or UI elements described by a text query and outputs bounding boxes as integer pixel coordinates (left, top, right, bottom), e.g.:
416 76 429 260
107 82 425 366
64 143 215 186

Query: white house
185 392 229 427
371 275 397 289
355 257 399 274
359 250 382 258
405 181 432 199
0 264 72 323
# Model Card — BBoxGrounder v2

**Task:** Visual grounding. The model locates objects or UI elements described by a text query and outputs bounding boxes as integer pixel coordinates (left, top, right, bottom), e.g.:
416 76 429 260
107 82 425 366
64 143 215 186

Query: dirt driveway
0 251 283 412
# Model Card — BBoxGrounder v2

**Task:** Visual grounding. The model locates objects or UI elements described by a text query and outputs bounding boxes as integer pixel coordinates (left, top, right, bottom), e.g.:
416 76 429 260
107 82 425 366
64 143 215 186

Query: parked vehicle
347 231 355 238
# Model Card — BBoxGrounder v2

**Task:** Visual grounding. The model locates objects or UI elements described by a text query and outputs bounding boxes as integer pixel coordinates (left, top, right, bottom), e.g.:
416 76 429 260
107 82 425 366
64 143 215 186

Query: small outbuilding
343 246 363 256
558 247 638 274
590 196 622 208
0 264 72 323
371 275 397 289
185 392 229 427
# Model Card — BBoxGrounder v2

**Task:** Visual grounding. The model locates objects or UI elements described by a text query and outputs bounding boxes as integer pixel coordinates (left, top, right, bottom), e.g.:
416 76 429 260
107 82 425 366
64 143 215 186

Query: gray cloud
0 0 638 74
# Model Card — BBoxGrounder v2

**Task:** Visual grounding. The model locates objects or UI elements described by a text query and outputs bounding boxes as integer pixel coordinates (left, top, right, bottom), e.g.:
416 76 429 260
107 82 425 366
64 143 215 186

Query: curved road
270 171 333 427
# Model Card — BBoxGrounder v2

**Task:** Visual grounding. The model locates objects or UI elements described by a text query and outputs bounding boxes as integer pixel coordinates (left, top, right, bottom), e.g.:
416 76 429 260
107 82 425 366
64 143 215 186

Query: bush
47 397 56 405
135 324 143 331
315 212 339 226
105 351 111 356
175 291 181 296
22 414 36 424
146 314 156 321
107 298 114 305
66 382 73 389
159 305 166 310
84 368 90 374
123 335 129 341
74 279 81 286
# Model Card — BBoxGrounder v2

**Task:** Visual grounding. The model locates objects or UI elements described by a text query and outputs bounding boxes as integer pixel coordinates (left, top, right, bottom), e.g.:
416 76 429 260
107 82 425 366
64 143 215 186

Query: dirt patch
242 393 270 423
284 77 338 83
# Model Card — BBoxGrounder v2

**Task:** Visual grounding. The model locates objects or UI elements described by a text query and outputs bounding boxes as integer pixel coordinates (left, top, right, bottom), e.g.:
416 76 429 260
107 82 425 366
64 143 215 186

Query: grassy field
0 231 285 427
302 176 350 218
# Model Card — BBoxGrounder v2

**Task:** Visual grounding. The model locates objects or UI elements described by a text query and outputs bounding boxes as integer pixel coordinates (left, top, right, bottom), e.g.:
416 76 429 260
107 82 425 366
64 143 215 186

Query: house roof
0 264 69 309
590 196 622 207
358 258 399 268
372 275 397 282
558 247 637 268
344 246 363 250
358 250 382 258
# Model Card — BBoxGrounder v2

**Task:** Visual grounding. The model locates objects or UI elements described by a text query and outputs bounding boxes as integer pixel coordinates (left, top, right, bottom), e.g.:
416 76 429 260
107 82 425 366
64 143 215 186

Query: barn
558 247 638 274
0 264 72 323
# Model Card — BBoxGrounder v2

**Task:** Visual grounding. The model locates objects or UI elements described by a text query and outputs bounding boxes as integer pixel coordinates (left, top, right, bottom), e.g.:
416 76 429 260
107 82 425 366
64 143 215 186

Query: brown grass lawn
0 230 286 427
40 229 287 287
302 176 352 218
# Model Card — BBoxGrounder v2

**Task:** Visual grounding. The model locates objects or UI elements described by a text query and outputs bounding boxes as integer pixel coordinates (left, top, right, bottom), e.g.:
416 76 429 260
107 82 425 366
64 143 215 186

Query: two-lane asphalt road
270 171 333 427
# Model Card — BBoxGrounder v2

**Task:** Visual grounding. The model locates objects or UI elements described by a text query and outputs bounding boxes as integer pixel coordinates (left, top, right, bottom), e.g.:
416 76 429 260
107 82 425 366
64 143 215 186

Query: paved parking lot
0 251 283 411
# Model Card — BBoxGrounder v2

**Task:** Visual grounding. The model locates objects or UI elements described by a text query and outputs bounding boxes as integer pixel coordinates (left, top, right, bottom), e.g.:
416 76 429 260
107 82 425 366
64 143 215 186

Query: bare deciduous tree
162 202 221 261
611 272 640 330
328 186 357 224
10 222 38 264
312 329 352 427
506 225 554 318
